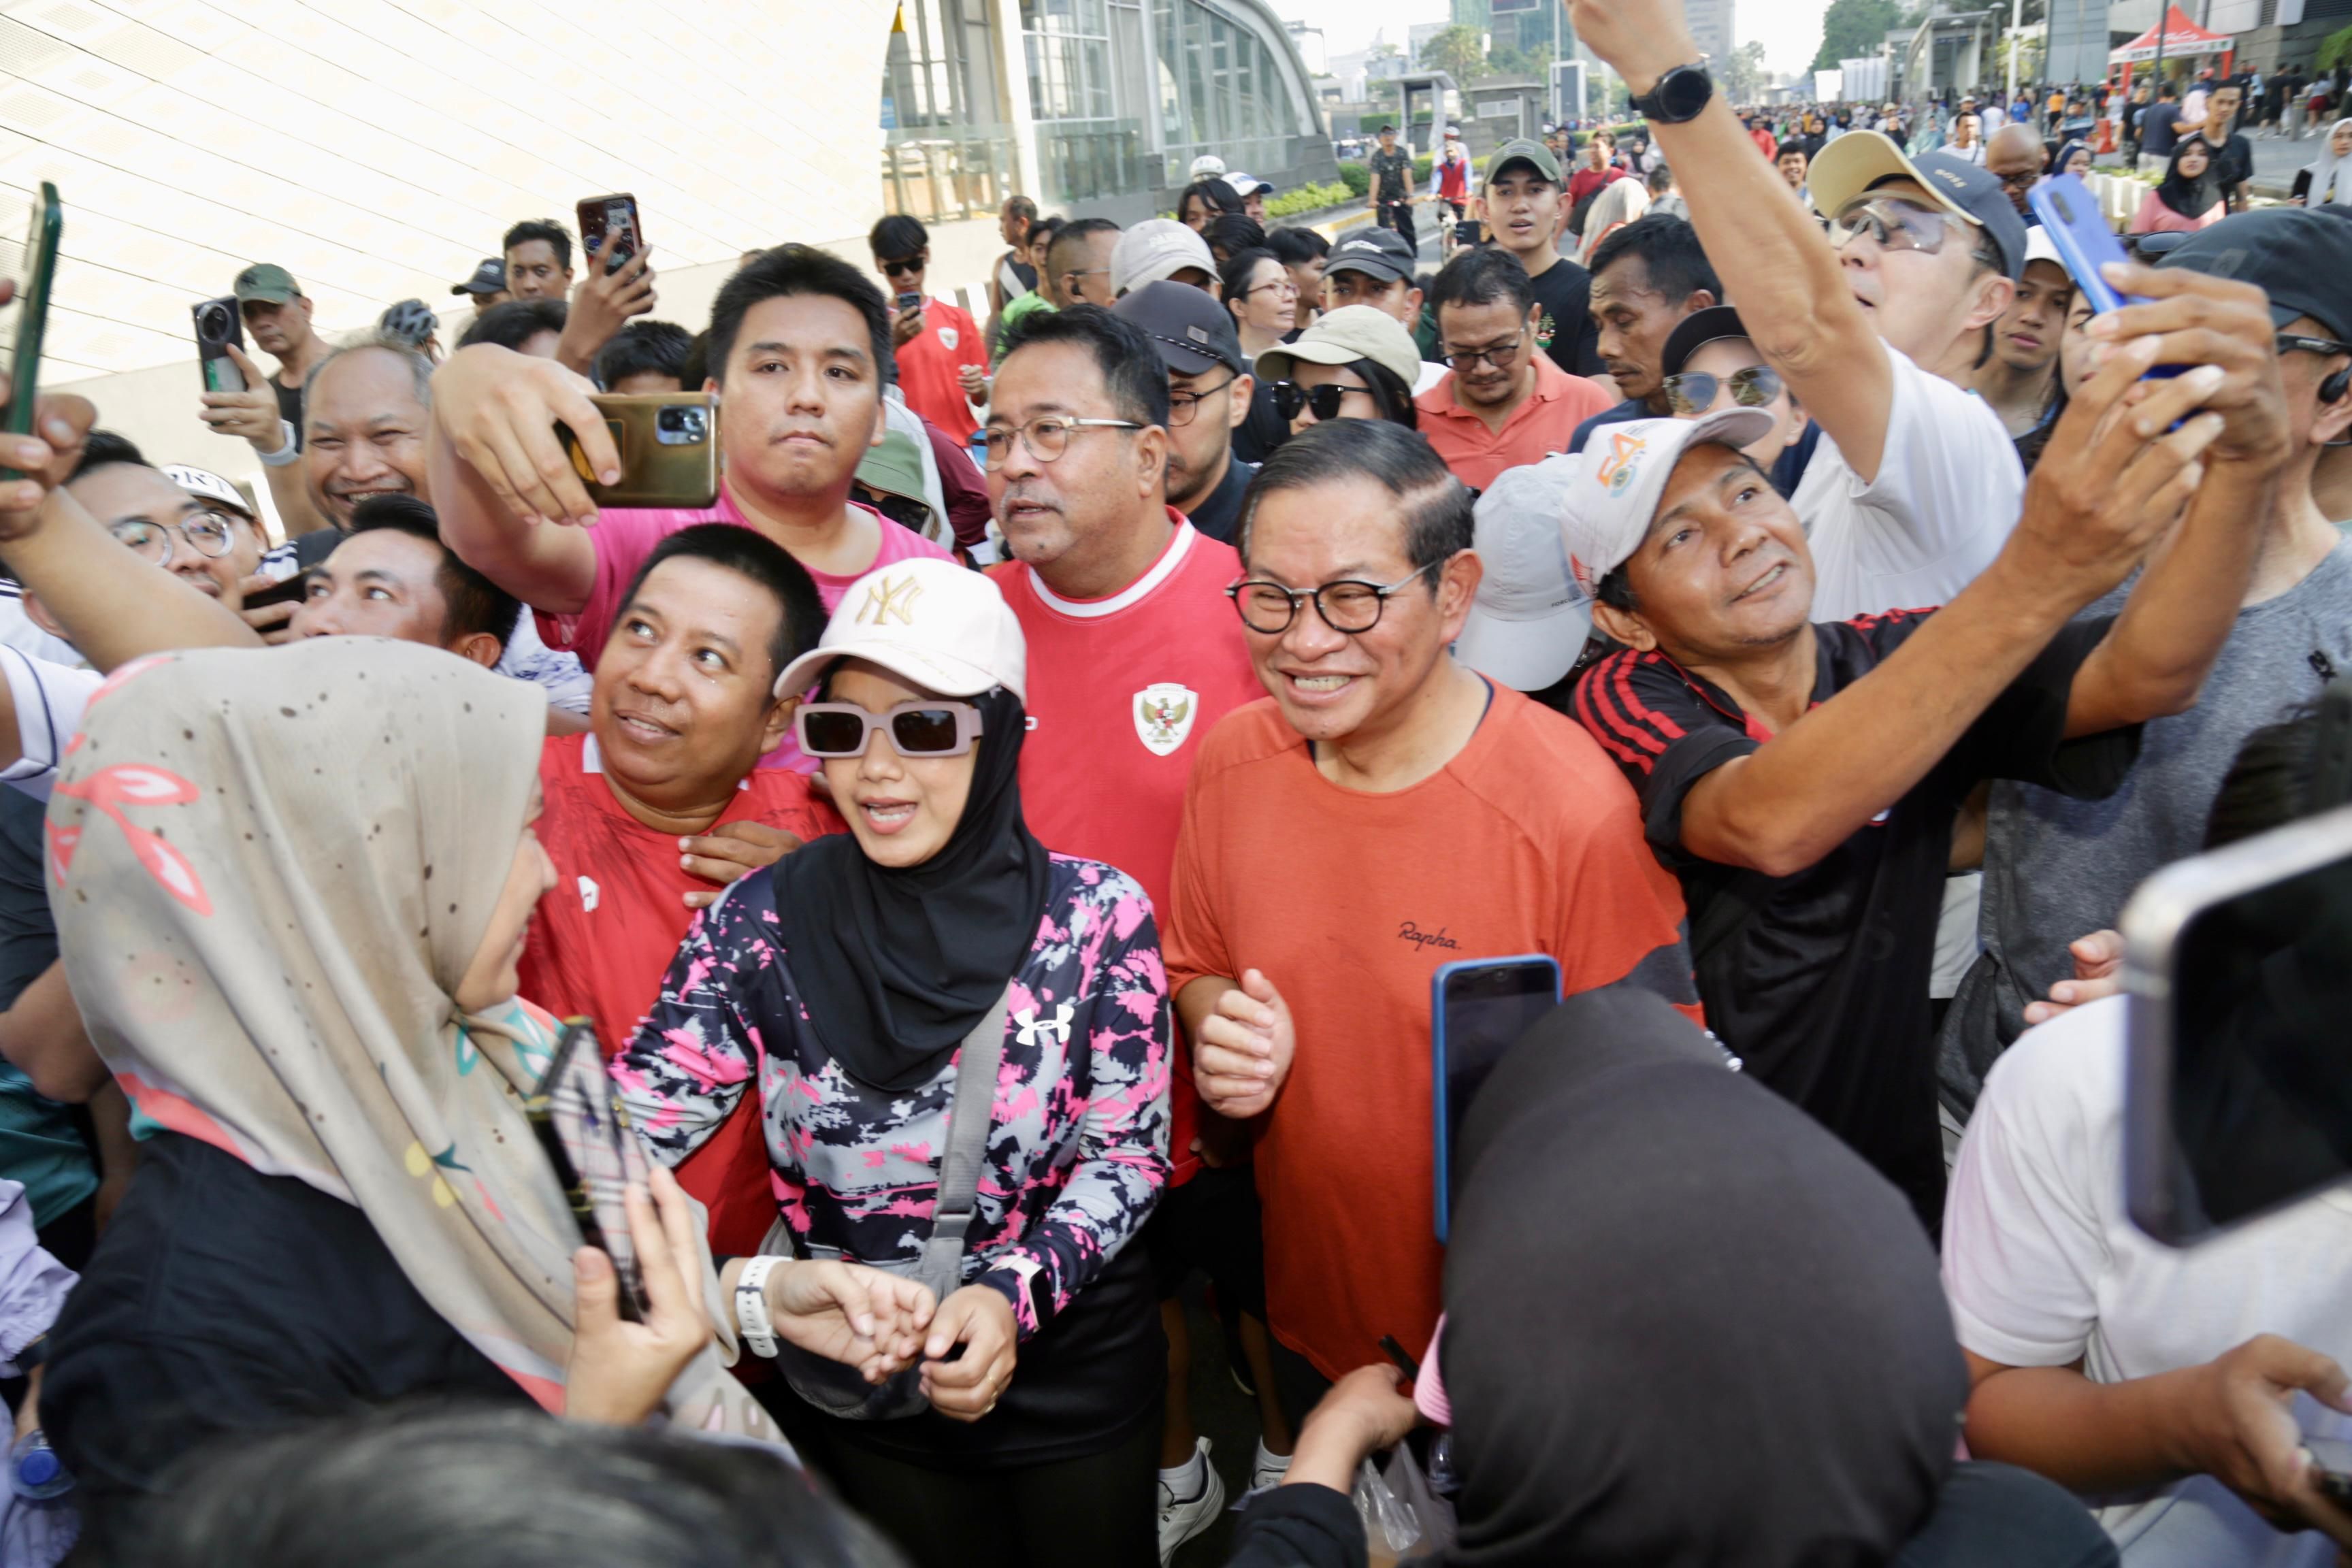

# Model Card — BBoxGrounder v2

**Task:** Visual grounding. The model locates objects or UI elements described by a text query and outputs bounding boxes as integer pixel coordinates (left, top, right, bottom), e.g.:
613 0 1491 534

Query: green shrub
1262 180 1354 219
1336 161 1371 197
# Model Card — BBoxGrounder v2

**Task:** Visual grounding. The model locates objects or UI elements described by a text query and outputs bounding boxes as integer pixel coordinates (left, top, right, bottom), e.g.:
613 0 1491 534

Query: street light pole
2007 0 2021 101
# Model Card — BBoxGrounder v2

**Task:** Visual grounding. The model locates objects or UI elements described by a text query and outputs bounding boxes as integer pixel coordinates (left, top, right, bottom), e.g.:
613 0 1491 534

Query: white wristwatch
256 420 301 467
734 1255 783 1358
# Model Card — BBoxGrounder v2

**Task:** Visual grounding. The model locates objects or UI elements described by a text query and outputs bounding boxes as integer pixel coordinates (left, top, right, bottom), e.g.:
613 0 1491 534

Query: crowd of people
0 0 2345 1563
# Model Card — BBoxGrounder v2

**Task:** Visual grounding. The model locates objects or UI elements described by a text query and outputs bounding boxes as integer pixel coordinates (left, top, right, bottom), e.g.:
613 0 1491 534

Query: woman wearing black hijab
616 559 1172 1568
2131 135 2228 235
1224 990 2119 1568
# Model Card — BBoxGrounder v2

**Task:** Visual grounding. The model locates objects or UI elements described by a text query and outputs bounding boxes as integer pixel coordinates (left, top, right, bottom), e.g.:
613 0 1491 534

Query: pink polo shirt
1414 349 1614 492
536 487 952 770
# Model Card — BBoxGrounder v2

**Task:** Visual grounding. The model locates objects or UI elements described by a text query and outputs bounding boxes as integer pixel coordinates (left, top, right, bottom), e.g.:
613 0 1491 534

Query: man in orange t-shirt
1414 247 1614 491
1164 419 1699 1404
871 214 989 442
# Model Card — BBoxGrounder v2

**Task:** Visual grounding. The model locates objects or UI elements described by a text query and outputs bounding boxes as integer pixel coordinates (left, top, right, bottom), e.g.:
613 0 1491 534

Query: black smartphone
525 1018 652 1320
1378 1334 1421 1382
2310 1436 2352 1506
192 295 244 393
894 289 922 312
0 184 61 483
1431 955 1561 1242
576 193 641 274
2122 736 2352 1244
242 565 309 612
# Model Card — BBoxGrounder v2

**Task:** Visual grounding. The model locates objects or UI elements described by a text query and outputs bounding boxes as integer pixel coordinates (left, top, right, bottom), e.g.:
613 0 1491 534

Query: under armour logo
578 875 600 912
856 574 923 626
1013 1004 1074 1047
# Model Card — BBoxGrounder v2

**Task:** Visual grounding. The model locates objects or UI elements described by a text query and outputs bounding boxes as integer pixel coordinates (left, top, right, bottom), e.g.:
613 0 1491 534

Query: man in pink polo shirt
431 244 951 683
1414 246 1613 491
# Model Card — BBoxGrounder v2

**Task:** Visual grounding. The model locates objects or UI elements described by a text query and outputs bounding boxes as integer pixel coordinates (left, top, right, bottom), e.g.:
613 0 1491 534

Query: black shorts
1139 1162 1267 1316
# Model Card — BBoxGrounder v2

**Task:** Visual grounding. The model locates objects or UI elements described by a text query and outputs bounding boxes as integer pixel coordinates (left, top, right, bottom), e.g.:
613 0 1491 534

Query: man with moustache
1566 214 1720 453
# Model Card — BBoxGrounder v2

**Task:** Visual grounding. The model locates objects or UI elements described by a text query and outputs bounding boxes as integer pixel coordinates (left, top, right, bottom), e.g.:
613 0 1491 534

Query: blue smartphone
2029 173 2138 315
1432 954 1561 1243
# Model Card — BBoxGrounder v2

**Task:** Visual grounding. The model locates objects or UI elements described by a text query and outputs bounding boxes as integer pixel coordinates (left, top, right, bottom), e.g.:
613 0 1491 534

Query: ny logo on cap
856 574 924 627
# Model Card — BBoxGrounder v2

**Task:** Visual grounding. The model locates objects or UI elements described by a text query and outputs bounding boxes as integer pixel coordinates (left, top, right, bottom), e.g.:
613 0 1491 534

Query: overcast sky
1284 0 1831 76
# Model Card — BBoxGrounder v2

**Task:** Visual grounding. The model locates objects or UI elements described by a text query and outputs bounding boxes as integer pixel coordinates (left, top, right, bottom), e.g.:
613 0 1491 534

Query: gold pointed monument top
892 3 906 31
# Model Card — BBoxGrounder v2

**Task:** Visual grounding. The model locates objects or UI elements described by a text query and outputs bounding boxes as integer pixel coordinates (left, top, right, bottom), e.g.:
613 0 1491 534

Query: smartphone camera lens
197 301 233 344
655 406 706 444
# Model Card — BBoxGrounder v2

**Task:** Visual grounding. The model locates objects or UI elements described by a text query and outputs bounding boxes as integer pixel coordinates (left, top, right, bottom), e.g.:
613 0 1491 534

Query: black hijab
772 683 1053 1092
2157 135 2225 219
1438 989 1965 1568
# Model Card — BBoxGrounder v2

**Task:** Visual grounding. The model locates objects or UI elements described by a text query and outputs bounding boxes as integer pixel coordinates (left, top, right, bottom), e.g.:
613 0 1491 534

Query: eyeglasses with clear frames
1226 561 1443 636
1827 197 1967 257
110 510 242 567
980 416 1147 469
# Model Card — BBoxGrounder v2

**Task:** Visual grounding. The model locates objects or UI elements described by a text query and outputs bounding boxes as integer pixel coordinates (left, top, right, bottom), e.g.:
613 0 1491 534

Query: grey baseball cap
1113 280 1246 376
1252 306 1422 393
1322 227 1417 286
1486 137 1564 187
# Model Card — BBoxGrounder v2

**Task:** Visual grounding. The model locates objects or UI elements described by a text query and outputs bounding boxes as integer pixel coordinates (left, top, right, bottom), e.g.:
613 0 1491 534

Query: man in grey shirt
1942 210 2352 1112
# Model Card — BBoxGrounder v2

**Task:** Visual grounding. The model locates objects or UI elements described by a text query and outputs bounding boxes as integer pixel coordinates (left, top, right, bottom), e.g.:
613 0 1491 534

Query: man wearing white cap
1974 228 2073 440
1565 0 2036 621
1563 261 2291 1226
1452 457 1593 706
1111 220 1219 299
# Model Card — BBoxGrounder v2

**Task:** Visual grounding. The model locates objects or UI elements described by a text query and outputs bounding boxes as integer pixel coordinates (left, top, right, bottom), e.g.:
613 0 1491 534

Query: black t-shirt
1184 453 1258 545
1573 612 2140 1226
1524 255 1605 379
1233 376 1288 467
44 1132 525 1546
0 789 54 1008
2208 129 2254 193
272 374 304 450
1370 146 1414 204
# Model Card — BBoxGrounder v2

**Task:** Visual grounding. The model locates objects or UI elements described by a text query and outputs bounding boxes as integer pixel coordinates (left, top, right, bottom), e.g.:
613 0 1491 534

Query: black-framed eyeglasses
111 510 241 566
1441 328 1529 372
2278 333 2352 361
879 255 927 278
1166 373 1237 427
1226 561 1443 636
1993 165 2040 191
797 700 983 759
1661 364 1785 416
1271 381 1365 423
979 415 1146 469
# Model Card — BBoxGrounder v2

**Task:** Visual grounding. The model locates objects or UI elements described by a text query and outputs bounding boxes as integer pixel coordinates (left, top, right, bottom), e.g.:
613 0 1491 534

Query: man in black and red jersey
1562 261 2289 1228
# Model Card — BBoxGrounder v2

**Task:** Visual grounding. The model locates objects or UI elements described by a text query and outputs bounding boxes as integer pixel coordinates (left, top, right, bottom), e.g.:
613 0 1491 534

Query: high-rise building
1686 0 1735 69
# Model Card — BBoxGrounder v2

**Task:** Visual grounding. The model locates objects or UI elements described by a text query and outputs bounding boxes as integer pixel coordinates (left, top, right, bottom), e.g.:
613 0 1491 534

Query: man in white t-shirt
1559 7 2031 623
1946 994 2352 1564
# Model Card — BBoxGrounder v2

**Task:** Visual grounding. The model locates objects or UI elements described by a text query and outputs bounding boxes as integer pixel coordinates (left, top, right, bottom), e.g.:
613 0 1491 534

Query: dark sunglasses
1661 363 1785 417
1271 381 1364 421
796 700 983 759
879 255 927 278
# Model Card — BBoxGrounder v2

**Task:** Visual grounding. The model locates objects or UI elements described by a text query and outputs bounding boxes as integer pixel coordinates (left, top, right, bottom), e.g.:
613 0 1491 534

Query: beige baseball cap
771 557 1028 702
1251 306 1424 395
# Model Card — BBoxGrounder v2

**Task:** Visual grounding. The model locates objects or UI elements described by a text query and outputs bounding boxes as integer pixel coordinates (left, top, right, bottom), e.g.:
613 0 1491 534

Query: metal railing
882 128 1022 223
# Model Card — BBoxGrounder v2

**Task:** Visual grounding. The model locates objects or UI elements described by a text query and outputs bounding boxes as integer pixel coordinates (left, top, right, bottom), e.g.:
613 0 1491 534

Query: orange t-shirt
1164 685 1701 1379
1414 351 1614 492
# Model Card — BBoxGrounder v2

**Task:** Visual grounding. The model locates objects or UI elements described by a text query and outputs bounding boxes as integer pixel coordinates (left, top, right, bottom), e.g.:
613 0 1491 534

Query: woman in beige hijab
35 640 923 1548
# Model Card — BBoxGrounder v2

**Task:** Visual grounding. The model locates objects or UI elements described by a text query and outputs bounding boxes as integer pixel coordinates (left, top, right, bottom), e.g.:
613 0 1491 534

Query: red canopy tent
2110 6 2234 91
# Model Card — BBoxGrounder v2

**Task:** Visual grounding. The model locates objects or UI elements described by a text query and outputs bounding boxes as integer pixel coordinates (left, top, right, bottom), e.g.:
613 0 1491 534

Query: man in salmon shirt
1166 417 1699 1425
428 245 953 749
979 302 1279 1554
529 523 845 1257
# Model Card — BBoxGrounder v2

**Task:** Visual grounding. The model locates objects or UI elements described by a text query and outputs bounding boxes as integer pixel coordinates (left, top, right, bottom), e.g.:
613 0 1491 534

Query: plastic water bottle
11 1429 70 1500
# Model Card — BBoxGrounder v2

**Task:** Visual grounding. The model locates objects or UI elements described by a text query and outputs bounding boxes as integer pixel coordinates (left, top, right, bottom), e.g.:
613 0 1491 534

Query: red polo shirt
1414 350 1613 491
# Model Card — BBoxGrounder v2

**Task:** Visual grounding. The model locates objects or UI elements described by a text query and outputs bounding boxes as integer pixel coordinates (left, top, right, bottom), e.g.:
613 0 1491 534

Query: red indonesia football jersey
991 516 1264 1183
521 732 845 1255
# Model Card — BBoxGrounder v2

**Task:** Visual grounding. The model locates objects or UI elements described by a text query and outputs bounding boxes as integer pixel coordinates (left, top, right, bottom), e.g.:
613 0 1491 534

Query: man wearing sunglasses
1169 416 1699 1435
1414 247 1613 491
870 214 990 444
1566 252 2291 1228
1563 0 2030 625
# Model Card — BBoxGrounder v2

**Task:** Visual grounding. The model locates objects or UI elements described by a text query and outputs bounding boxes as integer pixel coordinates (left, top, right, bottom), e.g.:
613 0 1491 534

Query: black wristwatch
1631 63 1714 124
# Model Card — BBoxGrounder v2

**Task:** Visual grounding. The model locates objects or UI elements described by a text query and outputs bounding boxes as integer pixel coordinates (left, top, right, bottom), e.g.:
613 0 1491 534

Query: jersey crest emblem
1134 683 1197 757
937 326 960 350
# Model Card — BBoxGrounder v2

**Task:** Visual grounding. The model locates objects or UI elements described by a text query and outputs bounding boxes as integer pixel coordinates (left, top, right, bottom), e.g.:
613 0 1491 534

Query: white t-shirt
1946 141 1987 165
1414 360 1451 397
1944 996 2352 1567
1792 343 2023 621
0 644 100 801
0 585 81 670
1981 105 2008 132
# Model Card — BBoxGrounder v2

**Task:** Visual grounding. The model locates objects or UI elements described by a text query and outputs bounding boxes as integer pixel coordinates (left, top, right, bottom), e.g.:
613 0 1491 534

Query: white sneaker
1250 1439 1293 1494
1157 1438 1226 1566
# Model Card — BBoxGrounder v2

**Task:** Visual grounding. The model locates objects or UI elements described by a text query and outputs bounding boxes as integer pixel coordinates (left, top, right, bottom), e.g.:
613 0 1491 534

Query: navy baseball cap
1809 131 2030 281
2159 207 2352 342
451 257 507 297
1113 279 1246 376
1324 227 1418 285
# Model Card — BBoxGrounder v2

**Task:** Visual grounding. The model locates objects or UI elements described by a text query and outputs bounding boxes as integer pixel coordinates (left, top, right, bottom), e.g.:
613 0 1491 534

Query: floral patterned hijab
47 640 779 1439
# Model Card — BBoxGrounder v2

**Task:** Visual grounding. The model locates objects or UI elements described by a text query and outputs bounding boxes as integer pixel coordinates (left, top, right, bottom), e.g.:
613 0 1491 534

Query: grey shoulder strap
913 983 1015 1301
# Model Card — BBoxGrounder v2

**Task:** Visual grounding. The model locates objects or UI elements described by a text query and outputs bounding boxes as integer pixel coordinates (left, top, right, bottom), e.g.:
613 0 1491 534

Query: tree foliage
1811 0 1903 71
1423 23 1486 84
2321 21 2352 71
1723 39 1769 103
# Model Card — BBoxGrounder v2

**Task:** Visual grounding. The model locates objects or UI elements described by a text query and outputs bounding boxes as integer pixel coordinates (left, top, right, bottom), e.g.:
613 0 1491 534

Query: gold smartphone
557 392 718 509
